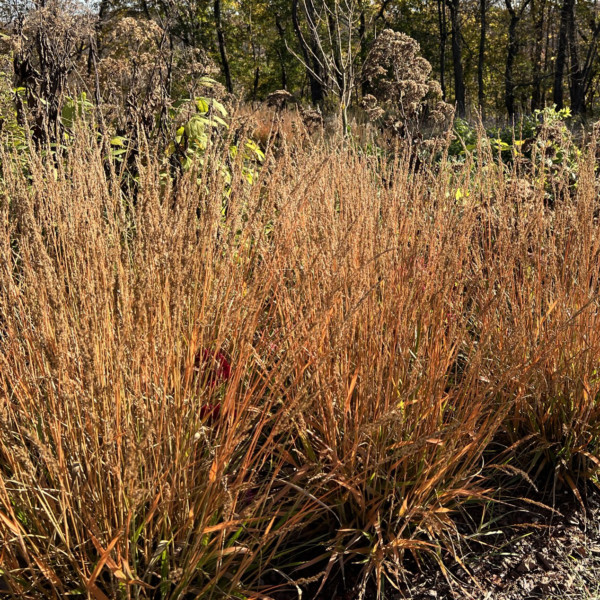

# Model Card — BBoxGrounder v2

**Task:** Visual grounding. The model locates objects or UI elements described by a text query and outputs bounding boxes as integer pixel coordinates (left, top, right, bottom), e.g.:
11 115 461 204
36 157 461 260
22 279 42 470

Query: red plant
194 348 231 387
199 403 221 422
193 348 231 424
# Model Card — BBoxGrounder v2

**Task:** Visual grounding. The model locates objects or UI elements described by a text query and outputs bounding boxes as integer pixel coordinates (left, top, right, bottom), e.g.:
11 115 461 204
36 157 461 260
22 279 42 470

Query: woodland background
3 0 600 127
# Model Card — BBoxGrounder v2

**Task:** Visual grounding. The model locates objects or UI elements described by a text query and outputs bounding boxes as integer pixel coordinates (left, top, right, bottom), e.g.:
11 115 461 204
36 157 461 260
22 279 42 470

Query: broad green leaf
184 116 205 140
165 141 176 157
211 115 229 128
196 97 210 113
211 99 228 117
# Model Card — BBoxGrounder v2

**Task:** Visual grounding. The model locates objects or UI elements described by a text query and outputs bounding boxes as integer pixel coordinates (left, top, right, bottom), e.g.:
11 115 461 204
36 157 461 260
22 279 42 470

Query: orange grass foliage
0 127 599 599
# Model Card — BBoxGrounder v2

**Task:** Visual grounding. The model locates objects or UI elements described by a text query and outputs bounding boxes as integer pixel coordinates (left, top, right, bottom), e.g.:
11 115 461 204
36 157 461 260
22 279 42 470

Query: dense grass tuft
0 127 599 599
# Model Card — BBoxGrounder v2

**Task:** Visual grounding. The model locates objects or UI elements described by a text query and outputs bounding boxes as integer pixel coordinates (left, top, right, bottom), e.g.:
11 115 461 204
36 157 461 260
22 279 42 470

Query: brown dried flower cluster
96 16 220 135
362 29 454 140
96 17 169 128
7 0 94 141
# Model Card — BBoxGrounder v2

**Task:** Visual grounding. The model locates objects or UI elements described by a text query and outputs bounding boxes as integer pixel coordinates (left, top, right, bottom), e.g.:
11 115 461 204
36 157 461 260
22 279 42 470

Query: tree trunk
531 0 546 111
214 0 233 93
276 50 287 89
304 0 329 94
541 2 553 106
93 0 110 60
253 66 260 100
567 2 585 114
553 0 573 109
478 0 486 114
505 3 519 118
448 0 466 117
580 21 600 107
359 8 367 95
505 0 532 118
438 0 448 100
275 16 288 89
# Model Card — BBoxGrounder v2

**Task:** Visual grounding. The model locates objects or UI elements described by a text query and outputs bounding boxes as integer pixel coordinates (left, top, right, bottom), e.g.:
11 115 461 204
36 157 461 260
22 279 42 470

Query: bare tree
553 0 573 109
214 0 233 93
567 3 600 114
530 0 547 111
291 0 324 104
288 0 362 133
437 0 448 100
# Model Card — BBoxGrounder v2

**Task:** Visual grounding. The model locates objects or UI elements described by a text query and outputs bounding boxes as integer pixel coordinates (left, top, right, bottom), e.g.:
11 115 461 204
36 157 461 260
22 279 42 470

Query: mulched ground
305 484 600 600
408 486 600 600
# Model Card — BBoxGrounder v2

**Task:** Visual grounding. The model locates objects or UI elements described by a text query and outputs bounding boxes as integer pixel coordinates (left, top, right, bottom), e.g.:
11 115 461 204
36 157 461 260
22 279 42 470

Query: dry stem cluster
0 128 599 599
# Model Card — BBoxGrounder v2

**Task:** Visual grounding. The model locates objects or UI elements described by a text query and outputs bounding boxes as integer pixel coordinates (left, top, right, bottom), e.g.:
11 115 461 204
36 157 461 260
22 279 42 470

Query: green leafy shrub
166 80 265 191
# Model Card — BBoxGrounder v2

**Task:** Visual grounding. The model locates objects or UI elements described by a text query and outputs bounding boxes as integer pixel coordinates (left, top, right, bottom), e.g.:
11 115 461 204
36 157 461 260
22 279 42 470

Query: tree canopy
2 0 600 124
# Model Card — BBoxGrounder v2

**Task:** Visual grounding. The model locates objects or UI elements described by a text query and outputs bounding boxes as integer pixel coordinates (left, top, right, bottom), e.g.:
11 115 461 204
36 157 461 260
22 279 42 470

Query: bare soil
303 485 600 600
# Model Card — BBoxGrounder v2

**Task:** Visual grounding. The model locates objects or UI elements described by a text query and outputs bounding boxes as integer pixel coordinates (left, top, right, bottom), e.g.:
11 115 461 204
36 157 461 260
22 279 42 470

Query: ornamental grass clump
0 123 599 599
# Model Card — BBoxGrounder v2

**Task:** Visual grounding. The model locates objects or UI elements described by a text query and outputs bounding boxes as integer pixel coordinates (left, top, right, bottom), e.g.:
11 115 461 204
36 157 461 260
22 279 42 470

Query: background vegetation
4 0 600 127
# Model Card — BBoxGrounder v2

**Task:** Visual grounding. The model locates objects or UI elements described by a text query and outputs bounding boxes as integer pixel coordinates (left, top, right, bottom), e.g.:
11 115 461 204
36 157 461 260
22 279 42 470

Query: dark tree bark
291 0 324 104
304 0 329 91
253 66 260 100
437 0 448 100
478 0 486 114
504 0 531 118
248 20 260 100
580 20 600 108
275 16 288 89
375 0 393 24
531 0 546 111
553 0 573 109
505 8 518 118
88 0 108 81
542 3 553 106
358 9 366 62
567 3 585 113
214 0 233 93
359 7 367 94
447 0 466 117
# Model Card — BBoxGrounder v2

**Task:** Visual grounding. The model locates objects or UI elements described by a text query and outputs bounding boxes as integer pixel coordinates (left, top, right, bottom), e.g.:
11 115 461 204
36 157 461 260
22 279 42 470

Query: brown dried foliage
0 128 599 599
362 29 454 142
8 0 93 142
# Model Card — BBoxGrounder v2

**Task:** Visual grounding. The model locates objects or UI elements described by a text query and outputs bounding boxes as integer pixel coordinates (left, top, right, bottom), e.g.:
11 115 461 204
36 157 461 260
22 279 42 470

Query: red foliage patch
194 348 231 424
194 348 231 388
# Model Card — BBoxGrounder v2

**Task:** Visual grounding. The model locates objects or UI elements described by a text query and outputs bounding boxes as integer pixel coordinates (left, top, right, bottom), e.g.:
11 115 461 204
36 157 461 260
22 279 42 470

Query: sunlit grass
0 125 599 599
